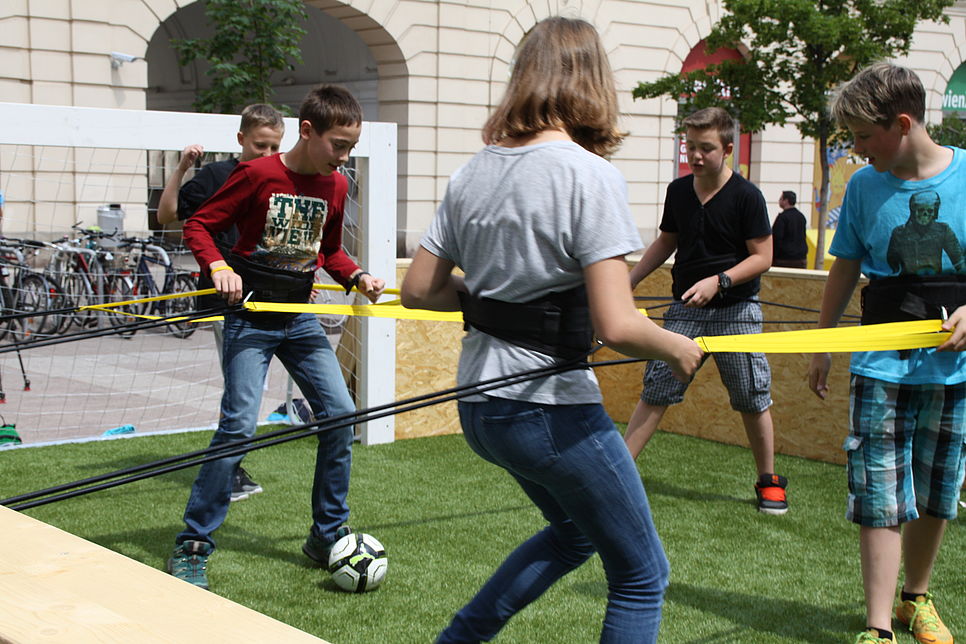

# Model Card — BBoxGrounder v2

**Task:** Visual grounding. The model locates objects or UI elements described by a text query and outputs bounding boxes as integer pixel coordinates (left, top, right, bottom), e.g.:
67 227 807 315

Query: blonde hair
830 62 925 126
239 104 284 134
681 107 736 146
482 16 623 157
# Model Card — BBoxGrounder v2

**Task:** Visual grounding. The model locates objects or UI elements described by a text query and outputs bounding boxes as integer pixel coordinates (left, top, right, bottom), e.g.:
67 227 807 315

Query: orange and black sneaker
895 592 953 644
755 473 788 515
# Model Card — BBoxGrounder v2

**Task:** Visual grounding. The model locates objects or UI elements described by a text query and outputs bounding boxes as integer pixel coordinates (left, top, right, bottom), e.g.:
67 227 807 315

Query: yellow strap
81 284 395 313
242 300 651 322
85 287 953 354
693 320 949 353
314 283 402 296
244 300 465 322
79 288 217 311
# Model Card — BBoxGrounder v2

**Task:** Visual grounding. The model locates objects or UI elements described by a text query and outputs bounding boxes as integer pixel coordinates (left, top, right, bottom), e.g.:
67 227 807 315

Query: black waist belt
861 274 966 325
228 253 314 304
457 286 593 361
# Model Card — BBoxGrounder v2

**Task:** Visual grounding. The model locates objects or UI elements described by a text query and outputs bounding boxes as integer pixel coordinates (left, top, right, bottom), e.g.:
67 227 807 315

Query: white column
354 121 397 445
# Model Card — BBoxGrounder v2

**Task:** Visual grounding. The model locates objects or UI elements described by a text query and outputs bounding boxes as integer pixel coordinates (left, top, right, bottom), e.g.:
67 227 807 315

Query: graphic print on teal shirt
830 147 966 385
252 192 328 271
886 190 966 275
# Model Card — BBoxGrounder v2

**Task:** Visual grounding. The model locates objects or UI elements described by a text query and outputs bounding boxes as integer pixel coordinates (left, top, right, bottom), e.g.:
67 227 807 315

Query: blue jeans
437 398 669 644
176 312 355 548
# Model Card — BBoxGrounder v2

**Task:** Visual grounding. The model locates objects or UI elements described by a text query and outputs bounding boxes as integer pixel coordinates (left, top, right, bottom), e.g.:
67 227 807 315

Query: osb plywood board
394 264 462 439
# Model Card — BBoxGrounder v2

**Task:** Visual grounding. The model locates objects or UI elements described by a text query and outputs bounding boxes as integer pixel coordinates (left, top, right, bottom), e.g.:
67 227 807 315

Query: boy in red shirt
167 85 385 590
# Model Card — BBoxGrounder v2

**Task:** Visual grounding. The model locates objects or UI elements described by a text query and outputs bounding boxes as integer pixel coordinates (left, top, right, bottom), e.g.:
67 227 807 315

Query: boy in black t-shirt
157 104 284 502
625 107 788 515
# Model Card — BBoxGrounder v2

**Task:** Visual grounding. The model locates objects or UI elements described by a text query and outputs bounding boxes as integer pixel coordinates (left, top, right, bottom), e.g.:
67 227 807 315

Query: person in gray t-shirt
401 16 701 644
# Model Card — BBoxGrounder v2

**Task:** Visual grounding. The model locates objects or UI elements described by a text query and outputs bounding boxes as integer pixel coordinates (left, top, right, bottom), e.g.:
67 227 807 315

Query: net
0 103 396 446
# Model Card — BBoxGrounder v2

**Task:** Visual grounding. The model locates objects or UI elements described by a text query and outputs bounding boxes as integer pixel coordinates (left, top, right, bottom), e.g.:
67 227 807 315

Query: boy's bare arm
731 234 773 284
807 257 862 399
157 144 203 226
587 257 702 381
629 231 677 289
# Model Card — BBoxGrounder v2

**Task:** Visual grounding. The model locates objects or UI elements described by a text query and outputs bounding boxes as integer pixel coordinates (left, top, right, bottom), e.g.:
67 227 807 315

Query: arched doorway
145 1 379 119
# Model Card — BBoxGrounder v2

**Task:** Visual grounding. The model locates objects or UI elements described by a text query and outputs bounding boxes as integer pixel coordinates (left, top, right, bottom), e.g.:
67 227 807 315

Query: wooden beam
0 505 329 643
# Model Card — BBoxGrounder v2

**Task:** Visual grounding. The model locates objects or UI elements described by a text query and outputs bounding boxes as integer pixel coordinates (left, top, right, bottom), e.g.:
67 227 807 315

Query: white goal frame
0 102 397 445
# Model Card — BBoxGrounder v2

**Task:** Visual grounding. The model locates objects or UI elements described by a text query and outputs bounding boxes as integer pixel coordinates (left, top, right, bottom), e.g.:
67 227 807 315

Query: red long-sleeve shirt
183 154 359 288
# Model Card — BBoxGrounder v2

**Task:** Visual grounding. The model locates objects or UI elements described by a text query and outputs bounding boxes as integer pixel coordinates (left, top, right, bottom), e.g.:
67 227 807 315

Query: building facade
2 0 966 253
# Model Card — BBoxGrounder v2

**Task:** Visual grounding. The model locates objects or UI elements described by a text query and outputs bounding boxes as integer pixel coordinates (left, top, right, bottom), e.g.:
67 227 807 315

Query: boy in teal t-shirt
809 63 966 644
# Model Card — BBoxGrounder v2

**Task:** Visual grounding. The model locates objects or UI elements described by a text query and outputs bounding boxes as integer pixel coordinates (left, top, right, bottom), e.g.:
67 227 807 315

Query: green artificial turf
1 428 963 643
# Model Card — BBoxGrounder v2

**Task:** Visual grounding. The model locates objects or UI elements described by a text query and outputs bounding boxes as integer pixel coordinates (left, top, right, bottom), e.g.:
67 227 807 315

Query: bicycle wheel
105 273 139 338
166 273 198 339
43 273 71 335
0 284 11 343
62 269 97 331
13 273 53 342
314 284 351 331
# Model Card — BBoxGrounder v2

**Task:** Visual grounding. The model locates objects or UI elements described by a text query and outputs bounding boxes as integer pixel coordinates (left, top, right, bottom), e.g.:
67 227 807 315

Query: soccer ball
327 532 388 592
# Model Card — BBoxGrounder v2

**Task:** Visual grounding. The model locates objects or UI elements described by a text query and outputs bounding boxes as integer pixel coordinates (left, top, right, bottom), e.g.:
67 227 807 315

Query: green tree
634 0 953 268
173 0 308 114
928 114 966 148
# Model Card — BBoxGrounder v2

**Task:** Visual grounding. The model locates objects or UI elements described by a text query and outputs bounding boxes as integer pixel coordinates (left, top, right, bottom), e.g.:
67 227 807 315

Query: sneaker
230 466 263 502
895 592 953 644
167 540 212 590
755 473 789 515
302 525 353 565
854 629 896 644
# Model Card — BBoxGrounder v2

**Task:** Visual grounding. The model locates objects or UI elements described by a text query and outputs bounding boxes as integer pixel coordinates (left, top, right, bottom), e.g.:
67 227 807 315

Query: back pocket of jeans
481 407 559 471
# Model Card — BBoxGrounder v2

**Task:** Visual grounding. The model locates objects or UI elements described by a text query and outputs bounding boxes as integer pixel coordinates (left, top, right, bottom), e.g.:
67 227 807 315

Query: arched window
675 39 752 178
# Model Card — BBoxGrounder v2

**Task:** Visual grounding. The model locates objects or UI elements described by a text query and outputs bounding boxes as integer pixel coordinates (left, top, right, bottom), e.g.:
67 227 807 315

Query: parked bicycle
44 224 119 333
108 237 199 339
0 238 67 343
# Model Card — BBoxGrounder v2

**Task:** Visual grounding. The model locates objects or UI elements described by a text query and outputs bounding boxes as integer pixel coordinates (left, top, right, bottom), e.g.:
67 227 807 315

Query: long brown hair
482 16 623 157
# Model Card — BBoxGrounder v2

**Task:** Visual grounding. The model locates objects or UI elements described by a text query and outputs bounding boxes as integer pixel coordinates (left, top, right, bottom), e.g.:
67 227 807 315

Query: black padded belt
861 274 966 325
458 285 594 361
227 253 315 305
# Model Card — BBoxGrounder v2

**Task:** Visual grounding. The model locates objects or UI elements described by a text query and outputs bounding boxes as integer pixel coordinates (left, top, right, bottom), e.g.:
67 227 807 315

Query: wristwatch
717 272 732 291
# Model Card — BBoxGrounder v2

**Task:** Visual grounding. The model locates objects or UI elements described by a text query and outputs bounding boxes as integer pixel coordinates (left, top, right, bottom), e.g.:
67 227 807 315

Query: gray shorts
642 300 772 413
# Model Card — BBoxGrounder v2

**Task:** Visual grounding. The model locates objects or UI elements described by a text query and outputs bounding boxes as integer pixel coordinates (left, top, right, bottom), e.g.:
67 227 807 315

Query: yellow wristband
210 265 234 274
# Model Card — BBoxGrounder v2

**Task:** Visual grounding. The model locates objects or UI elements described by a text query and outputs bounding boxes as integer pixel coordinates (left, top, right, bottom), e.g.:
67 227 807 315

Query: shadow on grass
642 476 748 506
665 582 857 643
362 503 534 532
163 503 538 572
568 581 858 642
8 451 204 502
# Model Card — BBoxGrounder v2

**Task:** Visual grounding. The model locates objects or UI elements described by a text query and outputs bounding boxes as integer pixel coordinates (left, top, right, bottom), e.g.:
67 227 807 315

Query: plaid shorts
641 300 772 413
845 374 966 527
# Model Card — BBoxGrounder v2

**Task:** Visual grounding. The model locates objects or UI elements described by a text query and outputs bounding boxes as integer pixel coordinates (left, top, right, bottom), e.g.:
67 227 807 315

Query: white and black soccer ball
327 532 388 593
